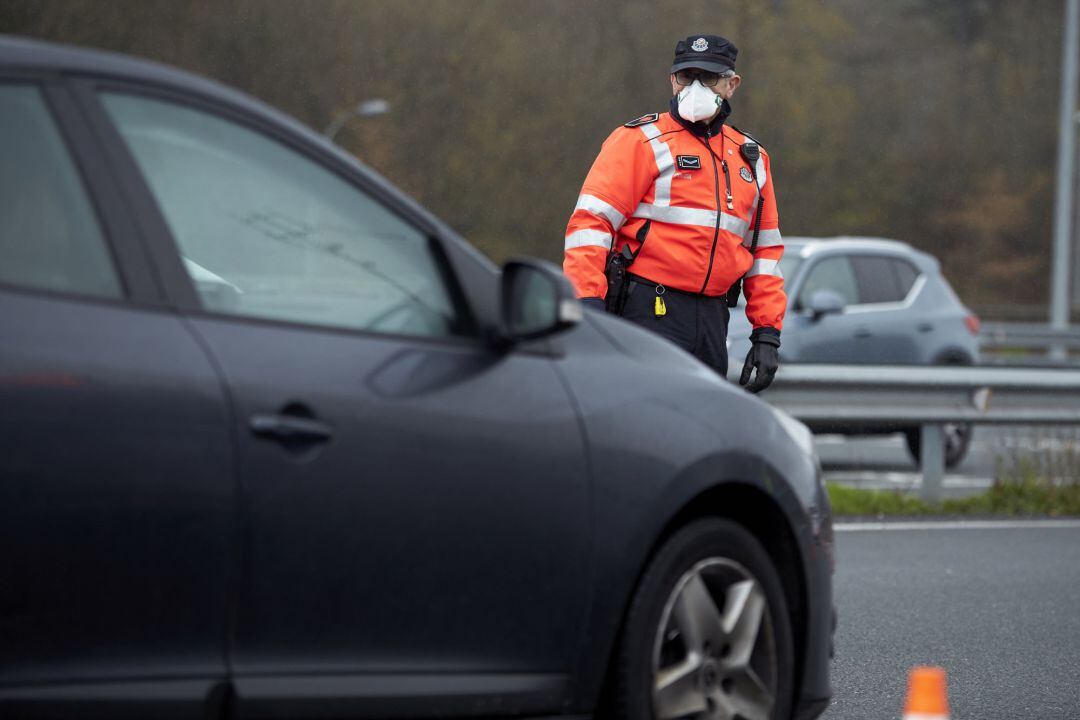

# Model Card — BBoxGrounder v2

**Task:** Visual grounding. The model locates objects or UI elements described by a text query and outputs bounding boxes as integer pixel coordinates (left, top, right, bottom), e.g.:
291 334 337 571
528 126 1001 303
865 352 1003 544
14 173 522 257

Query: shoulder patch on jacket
731 125 765 148
624 112 659 128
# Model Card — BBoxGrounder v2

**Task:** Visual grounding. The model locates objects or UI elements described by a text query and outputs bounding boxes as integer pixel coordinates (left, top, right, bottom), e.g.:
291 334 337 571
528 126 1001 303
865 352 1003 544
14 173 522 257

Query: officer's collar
668 95 731 137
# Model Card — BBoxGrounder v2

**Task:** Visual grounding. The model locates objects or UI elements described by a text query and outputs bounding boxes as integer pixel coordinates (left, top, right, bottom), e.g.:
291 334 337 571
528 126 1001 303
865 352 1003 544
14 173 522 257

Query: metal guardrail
764 364 1080 501
980 322 1080 351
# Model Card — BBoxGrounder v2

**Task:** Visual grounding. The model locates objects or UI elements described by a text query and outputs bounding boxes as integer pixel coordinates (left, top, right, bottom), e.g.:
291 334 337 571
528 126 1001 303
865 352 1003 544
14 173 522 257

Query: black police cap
670 34 738 75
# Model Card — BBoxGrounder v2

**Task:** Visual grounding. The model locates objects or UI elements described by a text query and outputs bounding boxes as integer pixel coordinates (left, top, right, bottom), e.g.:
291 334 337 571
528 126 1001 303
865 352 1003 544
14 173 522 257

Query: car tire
612 518 794 720
904 423 972 470
904 353 975 470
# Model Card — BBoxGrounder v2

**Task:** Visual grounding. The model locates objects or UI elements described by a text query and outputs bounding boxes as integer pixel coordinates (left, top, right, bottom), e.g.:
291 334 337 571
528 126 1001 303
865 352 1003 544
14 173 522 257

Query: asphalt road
821 520 1080 720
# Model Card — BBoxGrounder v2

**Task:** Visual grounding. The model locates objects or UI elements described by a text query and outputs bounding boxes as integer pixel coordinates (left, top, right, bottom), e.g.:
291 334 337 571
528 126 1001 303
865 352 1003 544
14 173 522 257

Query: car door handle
917 322 934 333
854 327 872 339
250 414 333 443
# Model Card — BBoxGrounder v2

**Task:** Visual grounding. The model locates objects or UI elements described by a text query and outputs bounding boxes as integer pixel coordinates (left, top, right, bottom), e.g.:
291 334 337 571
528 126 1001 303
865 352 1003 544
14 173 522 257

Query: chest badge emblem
740 167 755 183
676 155 701 170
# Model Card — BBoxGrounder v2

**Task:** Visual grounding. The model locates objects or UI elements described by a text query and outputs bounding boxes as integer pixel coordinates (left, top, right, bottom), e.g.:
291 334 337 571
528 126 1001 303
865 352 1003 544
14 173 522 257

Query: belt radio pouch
604 219 651 314
726 142 764 308
604 244 635 314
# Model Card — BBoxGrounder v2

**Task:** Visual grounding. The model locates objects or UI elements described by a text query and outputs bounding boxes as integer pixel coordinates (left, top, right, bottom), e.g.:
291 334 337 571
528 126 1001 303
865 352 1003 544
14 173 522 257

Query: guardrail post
920 423 945 503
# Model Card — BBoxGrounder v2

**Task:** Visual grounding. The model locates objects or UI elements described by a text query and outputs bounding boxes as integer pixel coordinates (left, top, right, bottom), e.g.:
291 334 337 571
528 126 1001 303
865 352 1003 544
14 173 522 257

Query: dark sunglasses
673 69 734 87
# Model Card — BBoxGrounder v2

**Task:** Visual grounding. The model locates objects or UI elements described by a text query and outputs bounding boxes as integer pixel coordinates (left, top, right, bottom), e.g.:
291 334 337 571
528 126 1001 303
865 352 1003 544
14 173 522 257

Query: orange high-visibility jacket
563 111 785 331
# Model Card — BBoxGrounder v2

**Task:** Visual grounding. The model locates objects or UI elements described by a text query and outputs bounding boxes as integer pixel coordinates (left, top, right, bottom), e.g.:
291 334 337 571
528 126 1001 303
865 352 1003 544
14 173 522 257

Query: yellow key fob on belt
654 295 667 317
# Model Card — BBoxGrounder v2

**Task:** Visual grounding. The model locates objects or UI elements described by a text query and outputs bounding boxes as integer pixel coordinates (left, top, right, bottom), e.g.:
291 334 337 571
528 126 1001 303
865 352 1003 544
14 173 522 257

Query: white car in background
729 236 981 468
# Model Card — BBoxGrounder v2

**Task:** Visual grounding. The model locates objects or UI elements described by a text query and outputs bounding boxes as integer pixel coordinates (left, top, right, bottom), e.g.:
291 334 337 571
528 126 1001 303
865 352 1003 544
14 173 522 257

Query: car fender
565 446 826 713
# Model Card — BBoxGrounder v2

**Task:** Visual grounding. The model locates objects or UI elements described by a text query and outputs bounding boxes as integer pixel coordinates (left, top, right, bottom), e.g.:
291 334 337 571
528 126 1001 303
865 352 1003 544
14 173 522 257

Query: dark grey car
0 36 833 720
729 237 981 467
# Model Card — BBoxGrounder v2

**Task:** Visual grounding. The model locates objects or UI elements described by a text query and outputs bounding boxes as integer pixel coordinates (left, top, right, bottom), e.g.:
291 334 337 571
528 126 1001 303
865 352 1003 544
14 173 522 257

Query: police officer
563 34 785 393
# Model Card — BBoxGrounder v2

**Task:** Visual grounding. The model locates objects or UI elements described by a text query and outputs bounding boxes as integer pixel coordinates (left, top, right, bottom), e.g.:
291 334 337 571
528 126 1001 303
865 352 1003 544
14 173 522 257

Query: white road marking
824 471 993 488
835 519 1080 532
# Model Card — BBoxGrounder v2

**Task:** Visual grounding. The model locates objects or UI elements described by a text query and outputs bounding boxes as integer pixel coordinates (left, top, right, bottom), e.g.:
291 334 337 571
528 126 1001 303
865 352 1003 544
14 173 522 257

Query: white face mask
677 80 723 123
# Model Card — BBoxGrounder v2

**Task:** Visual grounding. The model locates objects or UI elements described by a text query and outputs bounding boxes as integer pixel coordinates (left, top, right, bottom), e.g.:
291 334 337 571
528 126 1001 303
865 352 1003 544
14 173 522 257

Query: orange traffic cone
903 666 950 720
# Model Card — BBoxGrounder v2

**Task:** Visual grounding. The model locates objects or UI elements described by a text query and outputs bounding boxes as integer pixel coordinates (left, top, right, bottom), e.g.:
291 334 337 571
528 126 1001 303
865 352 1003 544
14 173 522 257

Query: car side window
797 256 858 308
851 255 906 304
891 258 919 297
0 85 122 298
101 93 463 338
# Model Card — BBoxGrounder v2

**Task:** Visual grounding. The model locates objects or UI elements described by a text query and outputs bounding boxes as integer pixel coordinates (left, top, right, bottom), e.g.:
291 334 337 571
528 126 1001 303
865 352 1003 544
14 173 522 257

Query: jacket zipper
699 129 724 294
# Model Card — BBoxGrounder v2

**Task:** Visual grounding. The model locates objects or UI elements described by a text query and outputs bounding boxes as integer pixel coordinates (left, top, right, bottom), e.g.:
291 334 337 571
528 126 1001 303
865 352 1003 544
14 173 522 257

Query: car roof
0 34 486 267
1 34 291 126
785 236 912 255
3 34 247 102
784 236 939 273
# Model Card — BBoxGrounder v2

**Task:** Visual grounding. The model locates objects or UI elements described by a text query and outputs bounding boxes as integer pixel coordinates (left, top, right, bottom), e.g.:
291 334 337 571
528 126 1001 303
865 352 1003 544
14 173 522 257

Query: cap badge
691 38 709 52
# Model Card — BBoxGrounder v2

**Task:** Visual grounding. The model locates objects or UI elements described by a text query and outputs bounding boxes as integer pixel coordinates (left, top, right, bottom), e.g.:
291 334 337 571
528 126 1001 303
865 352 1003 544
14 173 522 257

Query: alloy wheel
943 423 970 461
651 558 777 720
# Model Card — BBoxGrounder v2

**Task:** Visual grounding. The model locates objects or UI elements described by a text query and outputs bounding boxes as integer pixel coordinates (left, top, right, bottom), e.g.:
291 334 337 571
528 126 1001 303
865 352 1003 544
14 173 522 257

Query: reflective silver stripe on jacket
564 228 613 250
631 202 749 235
746 258 782 278
640 123 675 206
744 228 783 249
574 194 626 231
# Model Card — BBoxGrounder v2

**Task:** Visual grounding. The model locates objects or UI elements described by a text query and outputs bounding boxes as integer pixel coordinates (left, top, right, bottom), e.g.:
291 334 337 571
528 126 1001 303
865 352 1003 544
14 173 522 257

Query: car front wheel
613 518 794 720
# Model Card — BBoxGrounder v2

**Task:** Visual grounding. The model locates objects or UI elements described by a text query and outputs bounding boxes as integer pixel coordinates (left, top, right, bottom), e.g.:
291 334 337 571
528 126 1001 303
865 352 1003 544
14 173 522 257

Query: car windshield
733 254 802 308
778 254 802 282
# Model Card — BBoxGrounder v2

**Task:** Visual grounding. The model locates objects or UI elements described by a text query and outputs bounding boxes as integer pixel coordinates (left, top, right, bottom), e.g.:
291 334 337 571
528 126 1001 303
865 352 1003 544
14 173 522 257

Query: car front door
93 87 591 717
0 80 232 717
789 254 863 362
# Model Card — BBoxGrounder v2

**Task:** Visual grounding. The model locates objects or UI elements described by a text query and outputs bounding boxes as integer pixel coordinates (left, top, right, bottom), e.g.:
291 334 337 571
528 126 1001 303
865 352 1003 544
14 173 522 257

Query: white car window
798 256 858 307
891 259 920 297
851 255 904 304
0 85 121 298
103 93 462 338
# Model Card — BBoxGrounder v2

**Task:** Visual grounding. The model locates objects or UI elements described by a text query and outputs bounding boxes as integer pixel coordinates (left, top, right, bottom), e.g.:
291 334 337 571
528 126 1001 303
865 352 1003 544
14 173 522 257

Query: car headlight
770 406 815 458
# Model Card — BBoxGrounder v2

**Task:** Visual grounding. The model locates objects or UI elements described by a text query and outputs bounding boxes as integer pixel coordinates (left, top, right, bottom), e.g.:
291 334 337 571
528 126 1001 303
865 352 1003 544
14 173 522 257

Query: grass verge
827 474 1080 517
829 427 1080 517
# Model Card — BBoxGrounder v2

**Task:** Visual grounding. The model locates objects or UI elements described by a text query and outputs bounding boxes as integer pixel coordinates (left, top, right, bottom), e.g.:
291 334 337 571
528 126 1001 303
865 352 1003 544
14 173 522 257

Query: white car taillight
964 314 981 336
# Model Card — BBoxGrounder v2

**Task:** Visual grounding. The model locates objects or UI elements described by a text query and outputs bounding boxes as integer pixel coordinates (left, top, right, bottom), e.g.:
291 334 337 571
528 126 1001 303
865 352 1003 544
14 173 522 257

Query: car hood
571 309 816 461
557 308 824 521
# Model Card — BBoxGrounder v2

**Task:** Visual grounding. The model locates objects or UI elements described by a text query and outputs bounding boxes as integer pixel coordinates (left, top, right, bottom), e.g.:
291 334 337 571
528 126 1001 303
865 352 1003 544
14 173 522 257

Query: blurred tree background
1 0 1071 315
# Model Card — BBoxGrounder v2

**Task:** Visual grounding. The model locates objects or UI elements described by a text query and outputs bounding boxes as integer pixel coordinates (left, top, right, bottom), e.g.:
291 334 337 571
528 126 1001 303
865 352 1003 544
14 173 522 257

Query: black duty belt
628 273 726 300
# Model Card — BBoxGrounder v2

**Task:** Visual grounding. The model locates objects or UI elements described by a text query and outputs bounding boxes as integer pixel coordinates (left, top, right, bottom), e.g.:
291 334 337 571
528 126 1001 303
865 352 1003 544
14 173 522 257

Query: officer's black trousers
618 280 730 376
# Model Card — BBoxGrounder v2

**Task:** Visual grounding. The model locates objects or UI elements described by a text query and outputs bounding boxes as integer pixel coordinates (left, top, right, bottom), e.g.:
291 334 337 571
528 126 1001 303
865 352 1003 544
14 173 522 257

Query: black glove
580 297 605 311
740 327 781 393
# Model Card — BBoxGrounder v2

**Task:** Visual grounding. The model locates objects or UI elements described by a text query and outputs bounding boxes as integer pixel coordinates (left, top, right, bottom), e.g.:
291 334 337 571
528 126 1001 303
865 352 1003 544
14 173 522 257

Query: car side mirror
183 257 242 311
806 289 846 321
498 258 582 344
